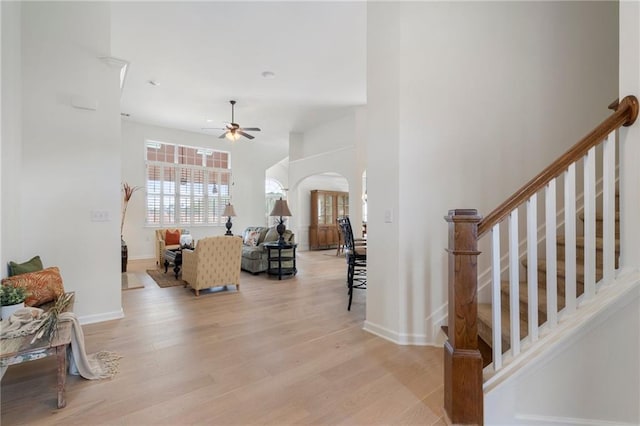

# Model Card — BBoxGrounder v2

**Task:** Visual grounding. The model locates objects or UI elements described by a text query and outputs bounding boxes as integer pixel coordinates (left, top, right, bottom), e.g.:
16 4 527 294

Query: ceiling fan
202 100 261 141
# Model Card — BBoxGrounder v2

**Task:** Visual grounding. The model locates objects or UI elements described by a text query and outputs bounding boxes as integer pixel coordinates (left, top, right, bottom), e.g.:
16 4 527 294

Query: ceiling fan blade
218 132 228 139
240 127 261 131
202 127 226 130
237 130 255 140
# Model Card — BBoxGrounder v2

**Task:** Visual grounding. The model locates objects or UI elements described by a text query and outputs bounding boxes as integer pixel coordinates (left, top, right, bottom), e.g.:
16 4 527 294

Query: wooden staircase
443 96 638 425
477 202 621 356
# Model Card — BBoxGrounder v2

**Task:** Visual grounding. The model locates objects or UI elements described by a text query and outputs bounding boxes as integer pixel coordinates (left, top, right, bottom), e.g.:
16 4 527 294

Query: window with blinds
145 141 231 226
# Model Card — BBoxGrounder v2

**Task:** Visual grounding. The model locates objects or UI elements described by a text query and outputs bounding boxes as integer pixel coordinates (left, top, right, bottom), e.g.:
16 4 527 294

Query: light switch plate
90 210 110 222
384 209 393 223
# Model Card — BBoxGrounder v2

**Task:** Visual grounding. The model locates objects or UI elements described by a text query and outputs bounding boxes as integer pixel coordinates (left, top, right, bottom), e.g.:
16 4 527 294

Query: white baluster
545 180 558 326
603 131 616 282
584 147 596 299
526 194 538 342
564 164 577 313
509 210 520 355
491 224 502 371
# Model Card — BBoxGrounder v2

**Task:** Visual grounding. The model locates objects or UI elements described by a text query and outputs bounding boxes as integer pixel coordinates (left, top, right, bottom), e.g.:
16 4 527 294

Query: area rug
146 269 187 288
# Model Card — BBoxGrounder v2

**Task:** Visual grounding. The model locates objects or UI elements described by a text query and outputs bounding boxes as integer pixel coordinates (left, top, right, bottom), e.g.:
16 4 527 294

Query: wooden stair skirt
478 208 620 360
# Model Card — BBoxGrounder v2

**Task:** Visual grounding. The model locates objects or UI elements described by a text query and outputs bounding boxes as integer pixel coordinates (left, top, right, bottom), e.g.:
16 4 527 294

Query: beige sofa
182 235 242 296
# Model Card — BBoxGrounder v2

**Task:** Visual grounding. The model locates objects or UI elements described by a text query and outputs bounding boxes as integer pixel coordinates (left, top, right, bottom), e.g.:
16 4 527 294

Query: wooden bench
0 293 75 408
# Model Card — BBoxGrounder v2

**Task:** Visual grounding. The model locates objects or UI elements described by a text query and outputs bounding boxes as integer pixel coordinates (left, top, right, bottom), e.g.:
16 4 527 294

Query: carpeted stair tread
538 259 602 281
578 210 619 222
521 258 601 282
479 195 619 356
500 280 564 323
578 211 620 238
556 235 620 251
556 235 620 268
477 302 528 352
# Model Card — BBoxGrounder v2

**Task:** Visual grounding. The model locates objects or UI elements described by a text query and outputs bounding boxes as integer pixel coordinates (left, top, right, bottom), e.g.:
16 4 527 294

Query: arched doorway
295 172 349 251
265 177 286 225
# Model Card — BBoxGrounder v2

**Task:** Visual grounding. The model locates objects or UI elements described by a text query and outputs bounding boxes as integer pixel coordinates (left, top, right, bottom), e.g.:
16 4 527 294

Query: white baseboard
424 303 448 344
128 254 154 261
363 320 432 346
78 308 124 325
516 413 638 426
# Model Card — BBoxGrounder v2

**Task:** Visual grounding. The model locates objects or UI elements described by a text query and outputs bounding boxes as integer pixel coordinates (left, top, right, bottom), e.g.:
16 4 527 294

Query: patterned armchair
154 228 182 265
182 236 242 296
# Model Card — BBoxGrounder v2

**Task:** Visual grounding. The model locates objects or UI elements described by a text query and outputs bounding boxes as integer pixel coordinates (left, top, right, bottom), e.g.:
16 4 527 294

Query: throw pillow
1 266 65 307
8 255 44 277
165 229 181 245
263 227 280 243
244 230 261 247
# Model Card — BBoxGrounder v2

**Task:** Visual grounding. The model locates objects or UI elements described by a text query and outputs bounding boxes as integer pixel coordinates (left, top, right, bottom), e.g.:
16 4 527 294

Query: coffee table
164 249 182 279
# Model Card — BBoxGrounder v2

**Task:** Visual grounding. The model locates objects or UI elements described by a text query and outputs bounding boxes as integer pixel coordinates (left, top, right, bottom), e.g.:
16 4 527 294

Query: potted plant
121 182 140 273
1 285 28 320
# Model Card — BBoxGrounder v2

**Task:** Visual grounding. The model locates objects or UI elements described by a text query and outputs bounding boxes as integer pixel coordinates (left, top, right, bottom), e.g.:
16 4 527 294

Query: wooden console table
0 297 74 408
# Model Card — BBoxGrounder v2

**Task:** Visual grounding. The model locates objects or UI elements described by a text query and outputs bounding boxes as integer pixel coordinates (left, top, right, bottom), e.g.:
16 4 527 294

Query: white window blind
145 141 231 226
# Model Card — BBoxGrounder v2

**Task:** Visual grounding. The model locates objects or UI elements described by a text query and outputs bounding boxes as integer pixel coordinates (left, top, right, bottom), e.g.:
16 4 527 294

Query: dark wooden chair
335 219 345 256
337 216 366 310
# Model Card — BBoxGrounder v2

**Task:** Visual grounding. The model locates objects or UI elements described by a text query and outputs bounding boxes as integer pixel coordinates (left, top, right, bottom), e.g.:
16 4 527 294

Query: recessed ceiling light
206 119 214 123
261 71 275 79
148 80 160 86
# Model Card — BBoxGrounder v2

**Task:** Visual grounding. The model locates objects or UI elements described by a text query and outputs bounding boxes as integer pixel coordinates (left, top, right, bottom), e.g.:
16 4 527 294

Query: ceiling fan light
226 131 240 141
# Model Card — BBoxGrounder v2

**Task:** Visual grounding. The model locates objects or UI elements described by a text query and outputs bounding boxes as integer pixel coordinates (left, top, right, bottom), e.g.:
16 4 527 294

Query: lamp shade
222 203 237 217
269 198 292 217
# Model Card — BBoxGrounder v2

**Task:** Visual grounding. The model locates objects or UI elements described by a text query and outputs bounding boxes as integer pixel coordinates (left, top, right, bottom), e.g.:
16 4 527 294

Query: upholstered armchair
154 228 182 265
182 236 242 296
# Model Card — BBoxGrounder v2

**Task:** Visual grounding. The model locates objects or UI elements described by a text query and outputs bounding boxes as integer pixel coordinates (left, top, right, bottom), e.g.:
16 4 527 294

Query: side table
264 242 297 280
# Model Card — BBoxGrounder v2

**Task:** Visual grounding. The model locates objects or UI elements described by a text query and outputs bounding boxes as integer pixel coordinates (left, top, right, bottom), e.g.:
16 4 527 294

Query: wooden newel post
444 209 483 425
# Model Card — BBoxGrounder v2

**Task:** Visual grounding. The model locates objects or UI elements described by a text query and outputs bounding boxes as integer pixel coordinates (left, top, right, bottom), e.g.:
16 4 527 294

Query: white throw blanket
59 311 121 379
0 307 45 338
1 308 120 380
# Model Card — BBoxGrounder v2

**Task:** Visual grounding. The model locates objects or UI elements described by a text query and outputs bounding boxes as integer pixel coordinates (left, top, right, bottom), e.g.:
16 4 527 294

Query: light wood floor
1 250 445 425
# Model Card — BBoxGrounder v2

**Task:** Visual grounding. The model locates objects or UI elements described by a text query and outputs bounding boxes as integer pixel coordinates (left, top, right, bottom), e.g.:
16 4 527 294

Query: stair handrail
478 95 638 237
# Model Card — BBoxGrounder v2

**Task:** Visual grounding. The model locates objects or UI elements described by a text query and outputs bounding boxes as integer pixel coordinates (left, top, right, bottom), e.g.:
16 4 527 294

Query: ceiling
111 2 367 148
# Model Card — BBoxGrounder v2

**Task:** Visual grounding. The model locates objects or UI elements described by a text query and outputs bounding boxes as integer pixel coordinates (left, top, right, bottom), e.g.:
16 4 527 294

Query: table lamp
269 197 292 245
222 203 237 236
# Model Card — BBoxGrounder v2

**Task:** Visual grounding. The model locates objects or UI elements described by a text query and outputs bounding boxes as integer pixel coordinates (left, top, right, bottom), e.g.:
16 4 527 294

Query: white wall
266 157 289 193
121 120 288 259
619 0 640 272
1 1 22 272
289 107 366 252
485 289 640 425
365 3 402 342
300 114 357 159
366 1 619 344
16 2 122 321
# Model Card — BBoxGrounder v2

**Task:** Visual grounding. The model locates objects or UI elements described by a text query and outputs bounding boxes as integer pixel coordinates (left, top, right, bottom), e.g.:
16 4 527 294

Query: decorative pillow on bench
1 266 65 307
8 255 43 277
